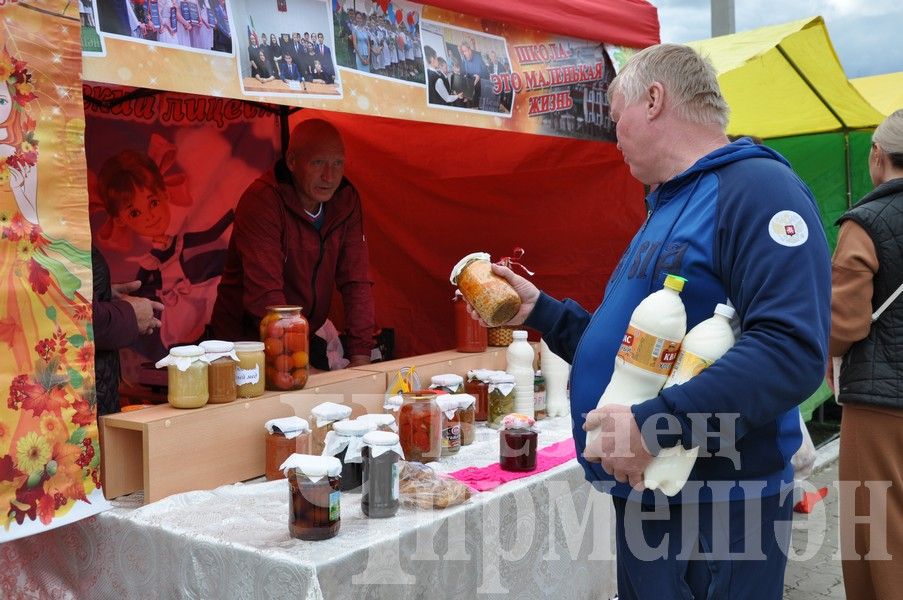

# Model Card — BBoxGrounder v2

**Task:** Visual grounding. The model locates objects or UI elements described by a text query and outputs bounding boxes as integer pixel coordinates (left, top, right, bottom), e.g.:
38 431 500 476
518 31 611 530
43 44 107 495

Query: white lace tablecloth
5 417 617 599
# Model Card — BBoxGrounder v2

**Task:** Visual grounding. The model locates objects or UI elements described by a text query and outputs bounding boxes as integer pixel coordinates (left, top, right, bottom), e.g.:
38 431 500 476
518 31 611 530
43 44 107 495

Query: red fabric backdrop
417 0 660 49
293 110 646 357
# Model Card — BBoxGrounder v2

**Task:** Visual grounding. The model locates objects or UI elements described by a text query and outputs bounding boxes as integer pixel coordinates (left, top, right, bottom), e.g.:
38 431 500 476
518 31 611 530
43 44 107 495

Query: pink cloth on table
448 438 577 492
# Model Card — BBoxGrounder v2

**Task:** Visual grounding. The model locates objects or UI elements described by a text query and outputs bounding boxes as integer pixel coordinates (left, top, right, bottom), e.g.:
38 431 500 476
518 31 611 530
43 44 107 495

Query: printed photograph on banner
506 38 618 141
79 0 108 55
420 20 513 117
94 0 234 54
332 0 424 86
231 0 341 98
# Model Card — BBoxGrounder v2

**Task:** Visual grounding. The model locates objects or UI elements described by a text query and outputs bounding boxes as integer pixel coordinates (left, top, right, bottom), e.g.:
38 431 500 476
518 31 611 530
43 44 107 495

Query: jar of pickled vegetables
234 341 265 398
436 395 461 457
199 340 238 404
155 345 208 409
465 369 493 422
450 252 521 327
397 390 441 463
261 305 309 391
430 374 465 394
454 393 476 446
487 372 516 429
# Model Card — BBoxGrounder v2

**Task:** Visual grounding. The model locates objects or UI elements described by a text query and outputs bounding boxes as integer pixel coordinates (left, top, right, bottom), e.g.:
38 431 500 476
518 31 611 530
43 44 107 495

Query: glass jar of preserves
309 401 353 456
155 345 208 409
499 413 538 472
383 394 403 417
355 413 397 433
234 341 266 398
397 390 442 463
454 291 488 352
281 454 342 541
361 431 403 518
324 419 375 492
260 305 309 391
199 340 239 404
465 369 493 422
436 396 461 456
534 371 547 420
450 252 521 327
487 372 516 429
264 417 311 481
454 393 476 446
429 374 464 394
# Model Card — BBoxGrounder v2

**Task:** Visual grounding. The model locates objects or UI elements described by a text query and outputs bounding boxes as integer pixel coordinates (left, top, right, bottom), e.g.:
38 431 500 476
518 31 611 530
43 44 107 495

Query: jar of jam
430 374 464 394
454 394 476 446
499 413 538 472
355 413 397 433
465 369 493 422
454 291 488 352
487 372 516 429
436 396 461 456
155 345 208 409
199 340 239 404
260 305 309 391
324 419 375 492
450 252 521 327
264 417 311 481
309 402 353 456
397 390 442 463
282 454 342 541
361 431 403 518
234 341 266 398
534 371 547 420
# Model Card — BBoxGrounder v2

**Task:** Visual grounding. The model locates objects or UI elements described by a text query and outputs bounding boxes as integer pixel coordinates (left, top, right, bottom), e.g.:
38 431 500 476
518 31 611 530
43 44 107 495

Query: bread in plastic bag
398 461 471 509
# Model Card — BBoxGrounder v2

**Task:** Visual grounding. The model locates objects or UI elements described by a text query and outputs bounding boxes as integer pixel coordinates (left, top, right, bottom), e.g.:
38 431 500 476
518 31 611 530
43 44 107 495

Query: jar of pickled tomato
397 390 441 463
261 305 309 391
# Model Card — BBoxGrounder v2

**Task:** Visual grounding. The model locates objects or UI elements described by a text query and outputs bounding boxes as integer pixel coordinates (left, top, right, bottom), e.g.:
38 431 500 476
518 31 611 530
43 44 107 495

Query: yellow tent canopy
852 72 903 117
688 17 884 138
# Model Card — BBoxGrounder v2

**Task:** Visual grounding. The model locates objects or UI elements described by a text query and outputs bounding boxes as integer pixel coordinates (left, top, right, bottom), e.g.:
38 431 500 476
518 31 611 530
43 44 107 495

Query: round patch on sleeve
768 210 809 247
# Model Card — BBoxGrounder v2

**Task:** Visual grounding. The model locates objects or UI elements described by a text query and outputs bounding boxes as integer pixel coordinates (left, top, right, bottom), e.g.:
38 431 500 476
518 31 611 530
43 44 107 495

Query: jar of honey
155 345 208 409
260 305 309 391
397 390 441 463
234 341 265 398
265 417 311 481
454 291 487 352
499 413 538 472
436 395 461 456
450 252 521 327
281 454 342 541
430 373 465 395
199 340 238 404
309 402 353 456
487 372 516 429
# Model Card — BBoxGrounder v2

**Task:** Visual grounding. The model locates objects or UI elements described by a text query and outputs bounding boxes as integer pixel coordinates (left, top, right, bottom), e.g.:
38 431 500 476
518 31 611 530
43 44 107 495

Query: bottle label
236 365 260 385
618 325 681 376
329 491 340 521
391 463 400 500
442 424 461 448
534 389 546 411
667 349 712 386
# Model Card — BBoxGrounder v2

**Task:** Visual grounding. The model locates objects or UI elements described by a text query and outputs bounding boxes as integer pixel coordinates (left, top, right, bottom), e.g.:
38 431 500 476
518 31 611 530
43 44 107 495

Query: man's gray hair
609 43 730 129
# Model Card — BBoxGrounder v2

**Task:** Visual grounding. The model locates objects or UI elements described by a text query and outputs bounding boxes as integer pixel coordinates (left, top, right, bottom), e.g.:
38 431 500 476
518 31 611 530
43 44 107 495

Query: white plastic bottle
506 330 535 417
541 339 571 417
586 275 687 449
644 303 737 496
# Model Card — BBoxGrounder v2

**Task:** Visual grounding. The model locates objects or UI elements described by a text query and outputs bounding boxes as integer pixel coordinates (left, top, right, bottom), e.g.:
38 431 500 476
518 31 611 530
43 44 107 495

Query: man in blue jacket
487 44 831 599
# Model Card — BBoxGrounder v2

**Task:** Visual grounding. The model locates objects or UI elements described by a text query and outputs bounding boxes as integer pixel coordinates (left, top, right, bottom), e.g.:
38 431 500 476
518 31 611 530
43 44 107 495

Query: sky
650 0 902 78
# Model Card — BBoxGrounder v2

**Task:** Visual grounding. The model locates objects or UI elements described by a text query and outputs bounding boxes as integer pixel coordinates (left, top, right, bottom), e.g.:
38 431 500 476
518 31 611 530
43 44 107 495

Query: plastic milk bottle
643 303 737 495
507 330 536 416
540 339 571 417
585 275 687 462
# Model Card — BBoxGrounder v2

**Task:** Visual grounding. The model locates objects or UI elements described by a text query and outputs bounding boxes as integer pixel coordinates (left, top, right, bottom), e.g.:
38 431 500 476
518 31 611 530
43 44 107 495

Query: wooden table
241 77 340 96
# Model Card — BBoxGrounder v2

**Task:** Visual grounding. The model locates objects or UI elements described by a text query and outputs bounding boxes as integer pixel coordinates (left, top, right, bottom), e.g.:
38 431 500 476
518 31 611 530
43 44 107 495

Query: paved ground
784 460 846 599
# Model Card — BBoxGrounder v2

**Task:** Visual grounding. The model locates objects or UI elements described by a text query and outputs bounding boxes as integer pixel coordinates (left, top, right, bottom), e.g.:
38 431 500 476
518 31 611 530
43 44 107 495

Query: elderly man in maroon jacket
210 119 375 369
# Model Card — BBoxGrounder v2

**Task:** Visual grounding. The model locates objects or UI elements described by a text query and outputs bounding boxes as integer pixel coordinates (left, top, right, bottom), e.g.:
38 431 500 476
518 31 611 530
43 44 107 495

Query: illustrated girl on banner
0 46 98 529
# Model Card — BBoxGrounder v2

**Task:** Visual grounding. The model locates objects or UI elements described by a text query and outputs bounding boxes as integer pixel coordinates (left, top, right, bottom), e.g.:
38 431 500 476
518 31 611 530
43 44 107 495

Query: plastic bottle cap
663 274 687 293
169 345 204 358
199 340 235 353
714 303 736 319
363 431 400 446
234 341 265 352
512 330 528 340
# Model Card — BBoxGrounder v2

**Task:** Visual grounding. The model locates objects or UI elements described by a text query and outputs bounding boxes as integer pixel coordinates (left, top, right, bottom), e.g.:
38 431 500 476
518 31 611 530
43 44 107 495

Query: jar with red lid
499 413 538 472
397 390 441 463
436 396 461 456
454 291 488 352
260 305 309 391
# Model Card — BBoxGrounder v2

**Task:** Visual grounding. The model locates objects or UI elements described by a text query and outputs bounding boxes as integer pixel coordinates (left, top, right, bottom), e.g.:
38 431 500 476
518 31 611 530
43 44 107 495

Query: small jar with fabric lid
355 413 397 433
499 413 538 472
465 369 493 422
436 395 461 456
324 419 377 492
265 417 311 481
450 252 522 327
155 345 208 409
383 394 403 417
487 372 517 429
397 390 442 463
430 373 464 394
450 393 476 446
361 431 404 518
234 341 265 398
199 340 239 404
281 454 342 541
309 402 353 456
260 305 309 391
